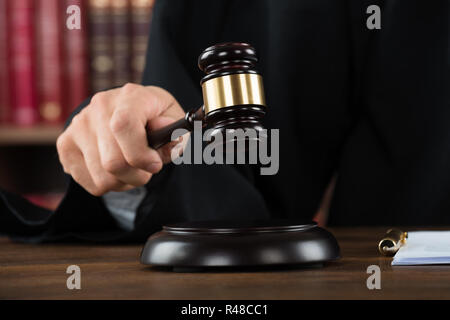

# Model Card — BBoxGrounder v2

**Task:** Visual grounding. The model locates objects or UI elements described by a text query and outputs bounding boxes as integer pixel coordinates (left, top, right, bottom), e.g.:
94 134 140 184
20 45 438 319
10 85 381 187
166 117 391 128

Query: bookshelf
0 0 154 209
0 125 63 146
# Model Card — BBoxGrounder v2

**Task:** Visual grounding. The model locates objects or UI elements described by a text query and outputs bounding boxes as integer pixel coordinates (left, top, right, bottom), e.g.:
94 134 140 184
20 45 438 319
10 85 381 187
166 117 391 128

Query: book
64 0 89 115
392 231 450 265
130 0 154 84
0 0 10 124
111 0 131 87
88 0 114 93
3 0 154 126
8 0 38 126
36 0 64 124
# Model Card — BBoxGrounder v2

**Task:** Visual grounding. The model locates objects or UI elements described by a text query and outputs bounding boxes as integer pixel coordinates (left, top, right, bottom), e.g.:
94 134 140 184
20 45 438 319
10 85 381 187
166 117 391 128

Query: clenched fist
57 83 186 196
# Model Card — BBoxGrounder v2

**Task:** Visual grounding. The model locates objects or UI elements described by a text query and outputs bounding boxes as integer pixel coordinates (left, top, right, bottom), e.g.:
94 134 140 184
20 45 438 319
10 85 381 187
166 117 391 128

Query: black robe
1 0 449 243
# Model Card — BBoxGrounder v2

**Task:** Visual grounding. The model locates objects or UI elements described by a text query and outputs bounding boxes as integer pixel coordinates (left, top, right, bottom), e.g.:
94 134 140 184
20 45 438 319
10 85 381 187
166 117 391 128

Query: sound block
140 220 340 272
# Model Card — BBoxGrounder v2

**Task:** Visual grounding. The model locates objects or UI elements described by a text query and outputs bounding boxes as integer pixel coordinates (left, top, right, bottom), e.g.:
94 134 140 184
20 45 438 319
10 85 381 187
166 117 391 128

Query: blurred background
0 0 154 210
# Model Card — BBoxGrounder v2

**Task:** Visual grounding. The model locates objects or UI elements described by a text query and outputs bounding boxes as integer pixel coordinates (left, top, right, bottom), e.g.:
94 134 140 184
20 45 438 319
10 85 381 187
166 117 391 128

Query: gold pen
378 229 408 256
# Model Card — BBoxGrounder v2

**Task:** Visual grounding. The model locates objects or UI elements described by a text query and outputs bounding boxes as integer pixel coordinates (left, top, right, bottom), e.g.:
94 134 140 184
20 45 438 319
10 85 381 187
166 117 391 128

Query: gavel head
198 42 267 148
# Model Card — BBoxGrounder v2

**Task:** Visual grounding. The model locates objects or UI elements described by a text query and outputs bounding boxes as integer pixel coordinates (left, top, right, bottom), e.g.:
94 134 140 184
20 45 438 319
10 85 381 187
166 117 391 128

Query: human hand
57 83 186 196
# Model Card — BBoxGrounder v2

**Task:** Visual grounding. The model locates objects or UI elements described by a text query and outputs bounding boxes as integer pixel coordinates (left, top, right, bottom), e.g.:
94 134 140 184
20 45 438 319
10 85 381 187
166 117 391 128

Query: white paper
392 231 450 266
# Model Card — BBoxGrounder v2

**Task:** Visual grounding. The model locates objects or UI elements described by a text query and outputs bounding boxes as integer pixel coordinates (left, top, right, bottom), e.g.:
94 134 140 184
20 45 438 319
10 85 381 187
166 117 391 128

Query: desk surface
1 227 450 300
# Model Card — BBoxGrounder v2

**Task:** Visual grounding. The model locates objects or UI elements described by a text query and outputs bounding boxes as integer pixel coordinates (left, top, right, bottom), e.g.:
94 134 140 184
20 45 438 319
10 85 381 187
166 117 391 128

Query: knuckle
91 91 107 106
91 174 119 195
70 170 86 189
122 82 139 93
57 156 70 174
110 109 131 133
150 85 170 97
56 134 68 154
56 137 74 172
70 112 86 129
102 157 128 174
89 187 105 197
126 154 148 169
154 86 176 104
62 166 70 175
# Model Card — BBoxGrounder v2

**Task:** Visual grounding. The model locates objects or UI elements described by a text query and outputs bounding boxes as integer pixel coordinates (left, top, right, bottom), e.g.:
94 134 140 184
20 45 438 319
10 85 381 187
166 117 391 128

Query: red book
0 0 10 124
8 0 38 126
130 0 154 84
64 0 89 115
36 0 64 124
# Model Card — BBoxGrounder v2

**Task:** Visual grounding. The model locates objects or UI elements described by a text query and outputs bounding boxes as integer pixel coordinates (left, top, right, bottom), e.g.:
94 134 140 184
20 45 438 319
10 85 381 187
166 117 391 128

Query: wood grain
1 227 450 299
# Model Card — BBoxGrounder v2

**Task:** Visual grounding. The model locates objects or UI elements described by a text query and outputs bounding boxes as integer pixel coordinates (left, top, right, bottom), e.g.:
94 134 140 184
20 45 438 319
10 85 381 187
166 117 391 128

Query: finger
109 86 179 173
89 89 151 185
92 98 153 186
125 85 183 121
57 124 101 194
59 90 136 196
60 144 99 196
70 151 134 196
148 116 189 163
97 124 153 186
110 110 164 173
159 136 184 164
73 118 132 195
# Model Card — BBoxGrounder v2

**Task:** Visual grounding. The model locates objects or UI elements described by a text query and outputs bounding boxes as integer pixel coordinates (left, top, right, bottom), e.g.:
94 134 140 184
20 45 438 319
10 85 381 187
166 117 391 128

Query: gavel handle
146 106 204 150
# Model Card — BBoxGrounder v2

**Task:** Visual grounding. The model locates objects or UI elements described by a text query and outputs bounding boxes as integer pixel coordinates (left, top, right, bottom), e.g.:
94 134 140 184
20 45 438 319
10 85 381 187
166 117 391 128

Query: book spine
36 0 64 124
0 0 10 124
111 0 131 87
88 0 114 93
64 0 89 115
8 0 38 126
130 0 154 84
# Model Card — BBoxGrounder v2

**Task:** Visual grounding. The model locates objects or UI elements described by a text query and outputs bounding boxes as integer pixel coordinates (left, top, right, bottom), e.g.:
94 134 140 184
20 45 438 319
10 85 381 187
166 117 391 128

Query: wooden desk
1 228 450 299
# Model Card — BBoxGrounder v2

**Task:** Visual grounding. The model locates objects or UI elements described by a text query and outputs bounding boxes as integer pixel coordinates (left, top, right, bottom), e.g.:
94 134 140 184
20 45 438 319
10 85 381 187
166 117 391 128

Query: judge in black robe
0 0 449 243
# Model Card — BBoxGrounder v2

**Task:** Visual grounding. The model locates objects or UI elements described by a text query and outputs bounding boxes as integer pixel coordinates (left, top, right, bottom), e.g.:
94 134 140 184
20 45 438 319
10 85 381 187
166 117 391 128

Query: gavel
146 42 267 150
140 47 342 270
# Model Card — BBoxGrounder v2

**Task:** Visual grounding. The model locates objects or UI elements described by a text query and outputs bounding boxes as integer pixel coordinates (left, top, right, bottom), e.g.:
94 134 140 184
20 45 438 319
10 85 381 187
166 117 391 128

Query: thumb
147 116 190 164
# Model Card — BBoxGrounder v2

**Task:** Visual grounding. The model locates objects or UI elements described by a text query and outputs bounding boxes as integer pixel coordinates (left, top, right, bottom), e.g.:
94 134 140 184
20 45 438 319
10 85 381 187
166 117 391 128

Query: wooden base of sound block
140 220 340 271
